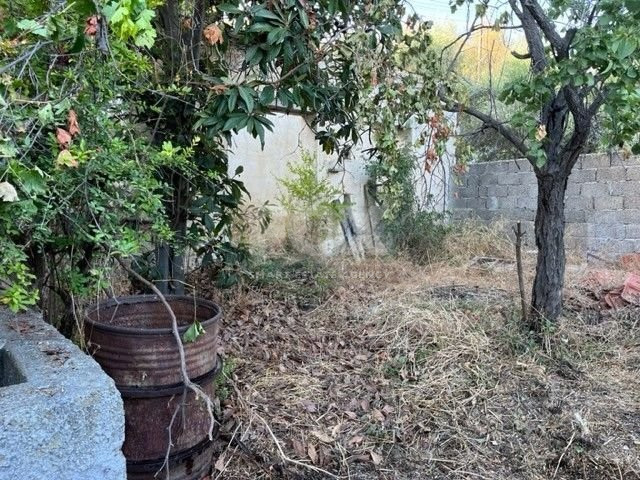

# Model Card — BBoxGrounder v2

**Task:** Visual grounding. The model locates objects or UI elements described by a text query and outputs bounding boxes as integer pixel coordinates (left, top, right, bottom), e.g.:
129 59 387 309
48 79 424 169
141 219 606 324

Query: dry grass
190 224 640 480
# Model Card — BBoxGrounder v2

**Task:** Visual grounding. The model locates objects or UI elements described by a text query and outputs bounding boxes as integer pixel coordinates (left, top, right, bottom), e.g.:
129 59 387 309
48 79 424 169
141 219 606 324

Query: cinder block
469 163 487 175
566 195 594 211
476 209 496 221
517 196 536 210
497 174 521 186
596 167 626 182
618 239 638 254
609 181 638 196
479 173 498 186
451 208 474 220
486 185 508 197
625 224 640 240
588 223 625 239
565 236 588 252
594 195 624 211
498 196 518 209
624 196 640 209
565 183 581 196
581 154 611 169
512 208 535 221
491 161 510 173
581 182 611 197
566 223 588 237
485 196 499 211
566 210 587 223
507 159 525 172
457 185 478 198
619 209 640 224
625 167 640 181
569 169 596 183
516 172 536 185
586 237 616 256
585 210 621 224
450 195 467 208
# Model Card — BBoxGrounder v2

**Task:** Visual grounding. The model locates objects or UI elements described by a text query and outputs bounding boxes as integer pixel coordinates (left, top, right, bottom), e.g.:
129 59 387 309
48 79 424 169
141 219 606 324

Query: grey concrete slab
0 309 125 480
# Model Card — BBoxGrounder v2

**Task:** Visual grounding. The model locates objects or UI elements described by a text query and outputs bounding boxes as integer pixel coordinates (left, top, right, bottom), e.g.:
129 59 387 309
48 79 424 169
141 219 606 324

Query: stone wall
0 309 126 480
451 153 640 257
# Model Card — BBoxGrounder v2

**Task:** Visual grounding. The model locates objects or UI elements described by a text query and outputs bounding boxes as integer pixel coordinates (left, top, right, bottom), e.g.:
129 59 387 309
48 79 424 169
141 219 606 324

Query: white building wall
227 112 455 256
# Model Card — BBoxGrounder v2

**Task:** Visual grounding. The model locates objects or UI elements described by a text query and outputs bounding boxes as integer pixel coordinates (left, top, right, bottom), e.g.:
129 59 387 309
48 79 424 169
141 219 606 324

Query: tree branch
442 97 529 158
521 0 564 53
510 0 547 72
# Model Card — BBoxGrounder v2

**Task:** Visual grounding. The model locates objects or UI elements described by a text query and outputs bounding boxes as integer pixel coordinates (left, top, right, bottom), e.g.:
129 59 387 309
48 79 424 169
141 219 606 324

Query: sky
408 0 476 31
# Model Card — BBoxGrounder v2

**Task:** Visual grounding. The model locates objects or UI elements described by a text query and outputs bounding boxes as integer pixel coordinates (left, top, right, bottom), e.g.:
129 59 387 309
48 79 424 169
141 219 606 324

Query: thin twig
255 413 339 479
553 431 576 478
513 222 528 325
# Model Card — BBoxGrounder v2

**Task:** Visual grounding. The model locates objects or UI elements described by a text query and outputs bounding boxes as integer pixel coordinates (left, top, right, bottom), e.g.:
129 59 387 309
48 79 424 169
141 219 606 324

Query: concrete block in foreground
0 308 126 480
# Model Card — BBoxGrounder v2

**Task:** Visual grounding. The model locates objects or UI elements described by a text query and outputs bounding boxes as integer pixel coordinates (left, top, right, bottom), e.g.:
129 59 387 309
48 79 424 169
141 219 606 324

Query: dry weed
190 254 640 480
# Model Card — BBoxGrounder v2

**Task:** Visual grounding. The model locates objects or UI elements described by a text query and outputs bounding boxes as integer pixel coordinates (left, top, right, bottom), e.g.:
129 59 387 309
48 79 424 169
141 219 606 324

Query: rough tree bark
530 172 568 330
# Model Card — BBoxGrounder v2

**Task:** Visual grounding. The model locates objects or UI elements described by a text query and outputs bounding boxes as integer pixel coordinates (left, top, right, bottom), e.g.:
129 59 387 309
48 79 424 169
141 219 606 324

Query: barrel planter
84 295 222 480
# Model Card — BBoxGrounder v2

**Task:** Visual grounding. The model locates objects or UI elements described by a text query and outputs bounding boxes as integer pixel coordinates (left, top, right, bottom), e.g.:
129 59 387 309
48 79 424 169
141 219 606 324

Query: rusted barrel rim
126 436 216 471
117 355 223 398
85 294 222 336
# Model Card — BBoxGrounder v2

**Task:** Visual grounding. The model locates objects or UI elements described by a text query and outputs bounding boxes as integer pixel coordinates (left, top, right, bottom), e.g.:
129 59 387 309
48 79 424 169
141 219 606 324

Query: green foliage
0 0 437 327
355 20 454 259
278 150 346 245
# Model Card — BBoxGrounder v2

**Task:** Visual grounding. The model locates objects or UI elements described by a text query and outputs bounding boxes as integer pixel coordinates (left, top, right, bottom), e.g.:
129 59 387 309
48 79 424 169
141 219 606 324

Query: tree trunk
530 172 569 331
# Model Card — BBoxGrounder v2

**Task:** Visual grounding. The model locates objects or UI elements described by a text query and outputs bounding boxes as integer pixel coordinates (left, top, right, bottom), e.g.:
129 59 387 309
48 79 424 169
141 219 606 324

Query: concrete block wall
451 153 640 257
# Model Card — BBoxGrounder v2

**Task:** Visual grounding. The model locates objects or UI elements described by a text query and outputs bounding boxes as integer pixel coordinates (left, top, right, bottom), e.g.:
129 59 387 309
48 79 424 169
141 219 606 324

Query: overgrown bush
381 211 450 264
278 150 346 248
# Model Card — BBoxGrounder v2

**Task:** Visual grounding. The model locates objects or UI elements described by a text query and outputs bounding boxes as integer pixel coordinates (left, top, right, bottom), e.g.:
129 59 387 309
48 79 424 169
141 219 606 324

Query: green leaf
183 320 205 343
217 3 242 14
238 86 255 112
299 9 309 29
253 8 281 21
259 85 275 105
222 113 247 131
617 39 637 59
38 104 55 125
16 19 50 38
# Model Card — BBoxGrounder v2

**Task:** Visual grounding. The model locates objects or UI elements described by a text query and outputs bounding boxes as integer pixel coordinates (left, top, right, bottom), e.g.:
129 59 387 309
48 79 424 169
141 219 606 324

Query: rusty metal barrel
84 295 222 479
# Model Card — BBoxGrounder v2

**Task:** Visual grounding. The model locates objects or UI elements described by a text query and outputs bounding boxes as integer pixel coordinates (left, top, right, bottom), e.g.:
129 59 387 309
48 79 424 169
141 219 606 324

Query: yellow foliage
431 21 529 87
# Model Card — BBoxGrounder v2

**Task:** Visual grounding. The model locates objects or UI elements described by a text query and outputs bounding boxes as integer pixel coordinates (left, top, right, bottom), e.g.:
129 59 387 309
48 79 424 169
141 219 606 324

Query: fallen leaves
311 430 334 443
203 23 223 45
292 438 306 458
307 443 318 464
214 453 226 472
0 181 18 202
370 450 383 465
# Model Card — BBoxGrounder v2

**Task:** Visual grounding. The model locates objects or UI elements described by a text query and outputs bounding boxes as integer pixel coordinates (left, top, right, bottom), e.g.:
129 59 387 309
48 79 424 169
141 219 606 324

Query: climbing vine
355 19 462 256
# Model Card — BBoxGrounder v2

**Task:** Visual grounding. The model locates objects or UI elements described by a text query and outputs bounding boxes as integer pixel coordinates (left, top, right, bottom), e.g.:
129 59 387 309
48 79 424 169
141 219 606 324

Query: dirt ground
193 229 640 480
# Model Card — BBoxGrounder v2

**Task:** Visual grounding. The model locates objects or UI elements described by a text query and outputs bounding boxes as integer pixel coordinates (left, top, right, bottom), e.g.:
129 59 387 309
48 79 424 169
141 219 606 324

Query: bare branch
511 50 531 60
442 96 529 158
